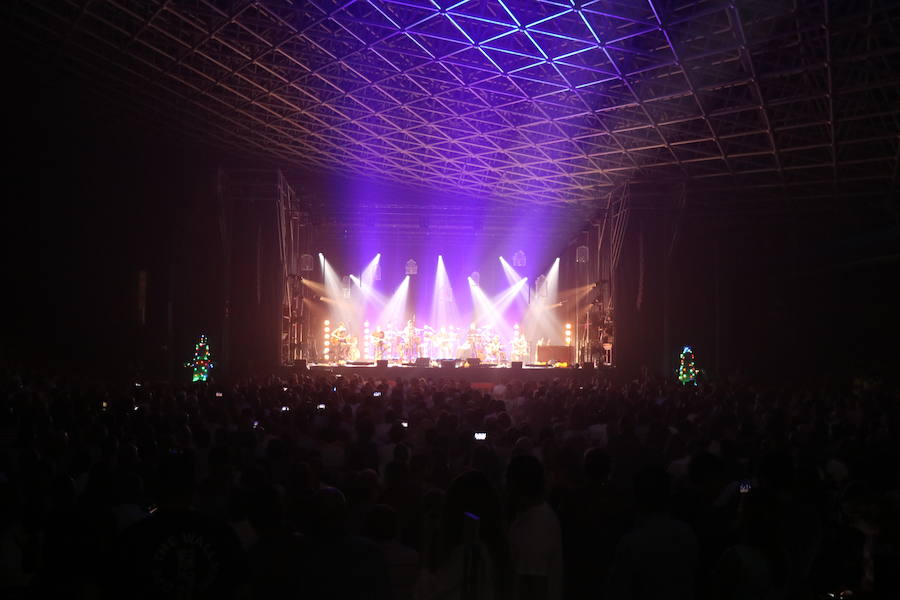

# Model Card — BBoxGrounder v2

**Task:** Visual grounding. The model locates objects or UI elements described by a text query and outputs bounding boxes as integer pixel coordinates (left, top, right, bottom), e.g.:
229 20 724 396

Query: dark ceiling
5 0 900 210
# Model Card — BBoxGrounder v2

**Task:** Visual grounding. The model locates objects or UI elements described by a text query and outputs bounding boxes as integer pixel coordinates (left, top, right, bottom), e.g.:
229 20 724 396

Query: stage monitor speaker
581 362 594 369
440 360 456 369
466 357 481 368
294 360 308 371
415 357 430 367
511 361 523 369
376 360 389 368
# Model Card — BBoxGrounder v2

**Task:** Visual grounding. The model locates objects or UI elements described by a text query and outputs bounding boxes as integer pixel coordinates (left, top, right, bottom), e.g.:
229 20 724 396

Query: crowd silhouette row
1 369 898 599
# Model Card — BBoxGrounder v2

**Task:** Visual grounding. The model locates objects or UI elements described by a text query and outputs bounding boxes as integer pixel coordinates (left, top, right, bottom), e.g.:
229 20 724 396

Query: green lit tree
677 345 699 385
186 334 213 382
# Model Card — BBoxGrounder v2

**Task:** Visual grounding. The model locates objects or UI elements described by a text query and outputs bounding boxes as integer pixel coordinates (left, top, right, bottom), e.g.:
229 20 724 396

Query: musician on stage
372 325 386 360
433 326 453 359
419 324 434 359
384 322 398 361
463 323 481 360
402 319 419 362
331 322 349 362
511 330 528 363
491 333 507 364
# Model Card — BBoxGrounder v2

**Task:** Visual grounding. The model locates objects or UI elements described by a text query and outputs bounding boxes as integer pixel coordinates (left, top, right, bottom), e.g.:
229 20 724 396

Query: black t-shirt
107 509 246 600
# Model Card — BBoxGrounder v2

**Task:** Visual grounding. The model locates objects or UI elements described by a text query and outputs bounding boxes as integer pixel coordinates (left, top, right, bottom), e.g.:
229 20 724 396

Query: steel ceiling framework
7 0 900 209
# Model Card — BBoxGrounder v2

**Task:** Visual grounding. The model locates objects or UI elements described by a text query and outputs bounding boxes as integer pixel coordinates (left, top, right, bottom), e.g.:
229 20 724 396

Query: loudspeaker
376 360 389 368
581 362 594 369
511 361 523 369
441 360 456 369
466 357 481 368
414 357 430 367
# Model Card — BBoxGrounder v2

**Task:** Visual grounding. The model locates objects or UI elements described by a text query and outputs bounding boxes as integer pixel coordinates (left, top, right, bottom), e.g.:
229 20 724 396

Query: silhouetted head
506 454 545 503
583 447 611 484
633 465 670 514
363 504 398 542
310 487 347 538
157 450 195 509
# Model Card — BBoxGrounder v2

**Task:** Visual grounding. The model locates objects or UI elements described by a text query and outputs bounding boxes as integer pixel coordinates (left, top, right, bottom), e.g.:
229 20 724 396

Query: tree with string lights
186 334 213 382
677 345 699 385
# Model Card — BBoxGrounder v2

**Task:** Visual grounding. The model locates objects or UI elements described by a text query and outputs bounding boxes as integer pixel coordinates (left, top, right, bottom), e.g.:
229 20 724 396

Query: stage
302 363 608 384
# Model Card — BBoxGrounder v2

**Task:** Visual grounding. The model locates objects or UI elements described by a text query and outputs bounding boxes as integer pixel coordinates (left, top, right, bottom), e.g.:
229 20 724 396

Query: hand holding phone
474 432 487 441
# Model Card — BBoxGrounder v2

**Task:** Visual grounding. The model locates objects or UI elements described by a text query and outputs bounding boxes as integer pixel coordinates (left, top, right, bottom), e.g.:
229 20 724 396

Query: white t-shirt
508 502 564 600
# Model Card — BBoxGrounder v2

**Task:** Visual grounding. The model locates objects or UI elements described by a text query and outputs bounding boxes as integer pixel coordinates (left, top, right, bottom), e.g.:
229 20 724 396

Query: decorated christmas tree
677 345 699 385
186 334 213 382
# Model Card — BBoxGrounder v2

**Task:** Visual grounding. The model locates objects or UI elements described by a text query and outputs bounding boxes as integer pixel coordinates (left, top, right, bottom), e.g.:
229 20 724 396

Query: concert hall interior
3 1 899 379
5 3 900 599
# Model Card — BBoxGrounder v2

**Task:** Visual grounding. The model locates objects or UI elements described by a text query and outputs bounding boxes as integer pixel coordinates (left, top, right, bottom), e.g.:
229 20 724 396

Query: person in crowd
561 448 626 597
1 367 898 599
507 454 564 600
106 451 248 599
364 504 420 600
606 465 699 600
415 470 508 600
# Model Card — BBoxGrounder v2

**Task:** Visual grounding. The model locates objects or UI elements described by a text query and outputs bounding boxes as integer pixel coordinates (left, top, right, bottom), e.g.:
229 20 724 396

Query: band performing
324 319 531 365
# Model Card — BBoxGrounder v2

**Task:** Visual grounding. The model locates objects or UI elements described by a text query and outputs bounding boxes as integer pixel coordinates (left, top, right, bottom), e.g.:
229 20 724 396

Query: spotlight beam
376 275 410 330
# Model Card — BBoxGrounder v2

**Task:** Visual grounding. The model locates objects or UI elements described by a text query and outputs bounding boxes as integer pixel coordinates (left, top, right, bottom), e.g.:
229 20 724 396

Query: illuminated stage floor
305 363 606 384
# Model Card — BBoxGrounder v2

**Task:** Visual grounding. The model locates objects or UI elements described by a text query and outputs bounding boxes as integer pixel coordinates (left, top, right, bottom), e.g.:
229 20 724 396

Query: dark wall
5 62 226 379
610 208 900 381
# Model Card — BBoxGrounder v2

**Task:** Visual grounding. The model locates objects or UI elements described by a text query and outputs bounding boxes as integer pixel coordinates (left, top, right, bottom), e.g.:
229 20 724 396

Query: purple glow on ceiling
281 0 688 204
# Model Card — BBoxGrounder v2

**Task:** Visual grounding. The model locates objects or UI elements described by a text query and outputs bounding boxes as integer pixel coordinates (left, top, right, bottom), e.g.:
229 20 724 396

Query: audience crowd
1 368 898 599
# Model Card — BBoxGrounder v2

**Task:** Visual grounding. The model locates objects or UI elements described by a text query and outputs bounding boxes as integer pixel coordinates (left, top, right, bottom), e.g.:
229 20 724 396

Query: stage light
535 274 547 298
432 254 458 328
300 254 314 272
406 259 418 275
377 276 410 329
324 320 330 326
565 322 572 346
512 250 526 267
470 271 480 286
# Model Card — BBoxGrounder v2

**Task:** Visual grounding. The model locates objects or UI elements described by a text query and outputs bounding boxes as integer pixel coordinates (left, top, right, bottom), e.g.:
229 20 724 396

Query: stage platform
302 363 607 384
